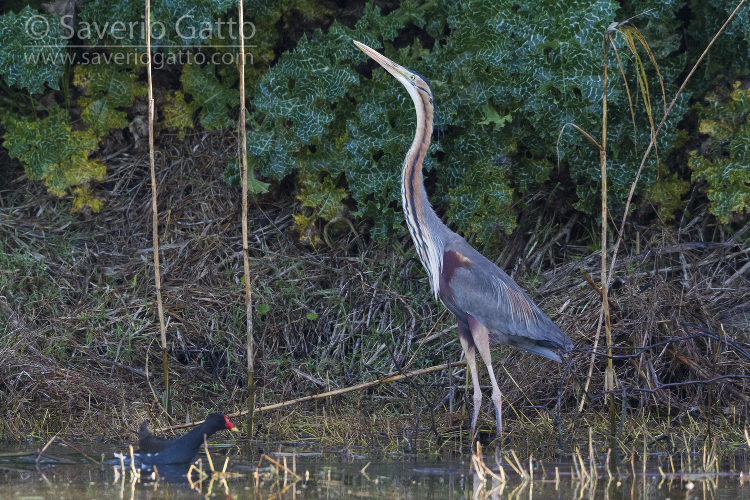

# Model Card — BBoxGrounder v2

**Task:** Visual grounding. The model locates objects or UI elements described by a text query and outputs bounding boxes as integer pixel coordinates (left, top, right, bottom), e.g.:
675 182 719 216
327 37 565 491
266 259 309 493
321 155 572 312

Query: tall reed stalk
145 0 170 413
238 0 255 435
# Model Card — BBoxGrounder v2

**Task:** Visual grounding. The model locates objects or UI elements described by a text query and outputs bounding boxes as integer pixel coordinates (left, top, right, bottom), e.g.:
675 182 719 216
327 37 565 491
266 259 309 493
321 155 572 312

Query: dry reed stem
128 445 137 476
504 450 523 478
260 454 301 480
600 25 615 427
155 361 466 432
145 0 169 413
589 427 596 479
575 447 590 482
510 450 528 480
204 434 215 472
471 442 504 483
605 448 612 479
35 432 58 466
237 0 254 436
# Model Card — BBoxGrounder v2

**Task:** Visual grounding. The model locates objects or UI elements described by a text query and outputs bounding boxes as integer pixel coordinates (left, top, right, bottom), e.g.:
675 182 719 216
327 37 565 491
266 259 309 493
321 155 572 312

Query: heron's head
353 40 433 102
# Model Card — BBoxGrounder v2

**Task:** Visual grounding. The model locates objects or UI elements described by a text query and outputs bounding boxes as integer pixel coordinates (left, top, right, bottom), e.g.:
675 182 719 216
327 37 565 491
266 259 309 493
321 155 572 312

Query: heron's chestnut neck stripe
401 79 442 298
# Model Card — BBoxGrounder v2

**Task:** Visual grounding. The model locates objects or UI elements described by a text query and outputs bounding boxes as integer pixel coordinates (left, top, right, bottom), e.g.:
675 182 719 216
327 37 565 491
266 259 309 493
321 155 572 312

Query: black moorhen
133 413 239 466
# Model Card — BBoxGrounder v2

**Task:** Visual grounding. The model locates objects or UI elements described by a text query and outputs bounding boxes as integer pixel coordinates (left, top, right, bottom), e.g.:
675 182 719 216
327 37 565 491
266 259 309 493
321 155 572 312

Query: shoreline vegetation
1 129 748 459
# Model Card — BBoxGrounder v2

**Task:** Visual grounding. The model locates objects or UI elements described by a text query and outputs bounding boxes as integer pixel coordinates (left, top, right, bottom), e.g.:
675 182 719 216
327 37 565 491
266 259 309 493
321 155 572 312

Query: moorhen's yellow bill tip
224 415 240 431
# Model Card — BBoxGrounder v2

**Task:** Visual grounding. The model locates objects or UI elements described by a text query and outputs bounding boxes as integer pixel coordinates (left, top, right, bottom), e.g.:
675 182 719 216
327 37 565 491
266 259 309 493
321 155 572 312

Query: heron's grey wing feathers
441 235 571 357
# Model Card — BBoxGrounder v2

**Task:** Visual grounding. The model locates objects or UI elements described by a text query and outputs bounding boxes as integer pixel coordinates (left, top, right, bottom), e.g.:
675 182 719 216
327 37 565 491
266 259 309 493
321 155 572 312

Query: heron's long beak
353 40 407 81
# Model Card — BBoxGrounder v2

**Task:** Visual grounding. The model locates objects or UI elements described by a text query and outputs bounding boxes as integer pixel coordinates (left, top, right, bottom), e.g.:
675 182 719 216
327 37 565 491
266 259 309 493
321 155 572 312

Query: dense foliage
0 0 748 234
689 81 750 222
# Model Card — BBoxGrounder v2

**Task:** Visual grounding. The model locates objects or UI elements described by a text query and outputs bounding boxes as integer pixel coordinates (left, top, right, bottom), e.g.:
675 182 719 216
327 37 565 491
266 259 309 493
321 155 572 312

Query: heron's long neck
401 86 444 297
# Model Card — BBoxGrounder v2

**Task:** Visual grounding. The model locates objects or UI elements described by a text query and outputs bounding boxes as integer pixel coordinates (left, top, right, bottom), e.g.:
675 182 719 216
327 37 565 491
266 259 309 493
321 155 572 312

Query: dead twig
154 362 465 432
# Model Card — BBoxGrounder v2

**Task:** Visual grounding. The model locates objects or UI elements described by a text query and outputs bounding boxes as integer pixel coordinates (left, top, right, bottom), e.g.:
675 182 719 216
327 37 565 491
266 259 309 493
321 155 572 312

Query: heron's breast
438 250 472 321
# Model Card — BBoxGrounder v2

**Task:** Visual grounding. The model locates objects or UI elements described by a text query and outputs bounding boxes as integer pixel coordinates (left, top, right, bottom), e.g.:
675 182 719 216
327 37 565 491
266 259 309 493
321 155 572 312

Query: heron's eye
409 74 416 81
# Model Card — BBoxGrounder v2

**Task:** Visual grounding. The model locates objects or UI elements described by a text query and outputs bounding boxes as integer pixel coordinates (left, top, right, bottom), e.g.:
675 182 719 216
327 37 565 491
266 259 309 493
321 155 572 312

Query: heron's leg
457 321 481 443
469 316 503 437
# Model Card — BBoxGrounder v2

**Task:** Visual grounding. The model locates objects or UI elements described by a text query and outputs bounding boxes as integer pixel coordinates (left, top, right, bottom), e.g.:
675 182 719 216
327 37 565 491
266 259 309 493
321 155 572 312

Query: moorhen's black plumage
137 421 172 453
131 413 239 466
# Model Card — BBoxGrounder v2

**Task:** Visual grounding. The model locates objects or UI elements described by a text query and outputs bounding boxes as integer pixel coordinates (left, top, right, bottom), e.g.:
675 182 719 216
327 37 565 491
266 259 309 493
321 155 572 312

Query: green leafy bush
2 107 105 210
687 0 750 83
0 7 98 211
246 2 415 238
78 0 235 49
0 0 258 211
0 0 747 233
689 81 750 223
247 0 692 241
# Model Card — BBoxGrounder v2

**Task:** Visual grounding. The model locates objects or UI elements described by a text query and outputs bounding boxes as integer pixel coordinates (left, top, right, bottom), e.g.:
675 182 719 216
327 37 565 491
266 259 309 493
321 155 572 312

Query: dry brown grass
0 130 748 455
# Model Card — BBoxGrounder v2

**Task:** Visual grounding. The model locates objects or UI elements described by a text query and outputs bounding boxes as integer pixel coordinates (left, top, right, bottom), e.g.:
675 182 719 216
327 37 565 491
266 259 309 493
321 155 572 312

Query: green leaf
293 170 347 242
478 101 512 129
74 64 147 138
182 64 239 130
0 6 66 93
224 157 271 195
163 91 197 140
297 172 347 221
256 304 270 316
72 186 103 213
306 312 319 320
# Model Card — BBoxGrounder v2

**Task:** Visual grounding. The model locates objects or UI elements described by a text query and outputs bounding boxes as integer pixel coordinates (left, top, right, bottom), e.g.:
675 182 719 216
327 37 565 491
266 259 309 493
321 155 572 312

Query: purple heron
354 40 573 440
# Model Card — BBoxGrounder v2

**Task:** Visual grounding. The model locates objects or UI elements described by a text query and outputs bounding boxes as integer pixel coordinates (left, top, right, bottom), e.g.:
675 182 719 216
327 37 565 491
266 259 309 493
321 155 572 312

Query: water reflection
466 462 750 500
0 444 748 499
468 473 732 500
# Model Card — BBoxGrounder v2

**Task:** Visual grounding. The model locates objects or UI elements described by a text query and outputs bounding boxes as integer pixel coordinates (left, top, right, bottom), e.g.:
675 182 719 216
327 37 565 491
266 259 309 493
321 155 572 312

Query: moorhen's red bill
130 413 239 466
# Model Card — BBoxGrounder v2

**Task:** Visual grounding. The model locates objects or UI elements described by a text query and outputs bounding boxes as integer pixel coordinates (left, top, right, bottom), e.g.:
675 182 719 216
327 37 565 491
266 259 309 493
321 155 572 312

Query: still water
0 444 748 499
